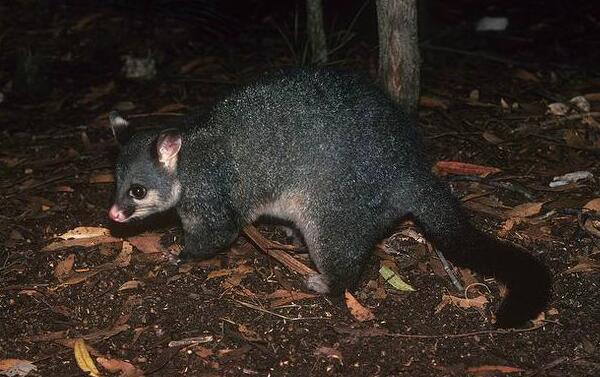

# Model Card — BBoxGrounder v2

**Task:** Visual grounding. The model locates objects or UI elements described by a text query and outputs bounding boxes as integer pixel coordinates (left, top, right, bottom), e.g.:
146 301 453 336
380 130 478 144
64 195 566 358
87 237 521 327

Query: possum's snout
108 204 129 222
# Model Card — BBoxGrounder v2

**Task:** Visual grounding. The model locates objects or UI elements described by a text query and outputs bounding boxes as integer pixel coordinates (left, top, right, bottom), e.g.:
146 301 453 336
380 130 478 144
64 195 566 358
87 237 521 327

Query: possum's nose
108 205 127 222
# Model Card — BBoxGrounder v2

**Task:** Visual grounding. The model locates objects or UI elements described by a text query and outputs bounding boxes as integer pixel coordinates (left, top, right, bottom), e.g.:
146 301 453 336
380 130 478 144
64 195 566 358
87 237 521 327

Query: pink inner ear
158 133 182 161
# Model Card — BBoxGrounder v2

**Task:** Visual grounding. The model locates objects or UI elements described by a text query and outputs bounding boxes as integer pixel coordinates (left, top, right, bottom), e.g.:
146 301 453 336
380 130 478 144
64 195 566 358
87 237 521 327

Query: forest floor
0 2 599 376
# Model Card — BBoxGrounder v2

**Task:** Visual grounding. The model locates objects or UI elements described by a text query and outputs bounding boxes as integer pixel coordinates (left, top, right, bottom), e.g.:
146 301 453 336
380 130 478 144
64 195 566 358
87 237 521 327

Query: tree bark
306 0 328 64
376 0 420 117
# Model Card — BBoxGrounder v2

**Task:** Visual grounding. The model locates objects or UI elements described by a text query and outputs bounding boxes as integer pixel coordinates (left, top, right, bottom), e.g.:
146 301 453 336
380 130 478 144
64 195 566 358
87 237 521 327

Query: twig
446 175 535 200
242 225 316 277
167 336 214 348
540 112 600 127
335 321 551 340
222 323 276 359
432 246 464 292
126 112 184 119
232 299 328 321
525 356 576 377
578 210 600 238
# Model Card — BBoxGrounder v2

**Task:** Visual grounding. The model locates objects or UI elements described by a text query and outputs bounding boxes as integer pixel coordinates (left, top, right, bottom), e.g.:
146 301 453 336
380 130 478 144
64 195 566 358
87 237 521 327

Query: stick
242 225 316 277
232 299 328 321
335 321 551 340
446 175 535 200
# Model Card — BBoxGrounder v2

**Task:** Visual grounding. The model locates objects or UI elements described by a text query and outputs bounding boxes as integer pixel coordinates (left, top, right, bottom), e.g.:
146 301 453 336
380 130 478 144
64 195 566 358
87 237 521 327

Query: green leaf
379 266 415 292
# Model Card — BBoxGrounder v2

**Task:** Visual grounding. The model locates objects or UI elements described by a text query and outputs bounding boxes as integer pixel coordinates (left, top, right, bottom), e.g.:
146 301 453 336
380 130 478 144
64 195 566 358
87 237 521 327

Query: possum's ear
156 129 181 172
108 111 134 145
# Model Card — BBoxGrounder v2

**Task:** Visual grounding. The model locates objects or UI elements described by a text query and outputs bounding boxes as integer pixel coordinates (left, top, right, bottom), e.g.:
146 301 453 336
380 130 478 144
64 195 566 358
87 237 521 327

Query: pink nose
108 205 127 222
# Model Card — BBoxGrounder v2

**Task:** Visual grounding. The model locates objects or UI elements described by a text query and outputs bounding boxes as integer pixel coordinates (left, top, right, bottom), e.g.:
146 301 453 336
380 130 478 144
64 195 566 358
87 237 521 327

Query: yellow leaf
379 266 414 291
73 338 100 377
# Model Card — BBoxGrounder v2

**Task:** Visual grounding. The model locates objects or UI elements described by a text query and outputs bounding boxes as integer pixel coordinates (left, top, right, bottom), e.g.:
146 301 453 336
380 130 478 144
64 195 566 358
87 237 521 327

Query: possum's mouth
108 204 135 223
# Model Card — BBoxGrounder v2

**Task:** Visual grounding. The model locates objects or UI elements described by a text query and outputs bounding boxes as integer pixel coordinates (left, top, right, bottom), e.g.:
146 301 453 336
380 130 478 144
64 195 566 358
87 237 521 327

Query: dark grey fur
112 68 551 328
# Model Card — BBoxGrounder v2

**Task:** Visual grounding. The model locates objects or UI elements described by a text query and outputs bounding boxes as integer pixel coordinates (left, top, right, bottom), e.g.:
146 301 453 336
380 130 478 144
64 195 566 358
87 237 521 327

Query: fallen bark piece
435 294 488 314
242 225 316 276
344 290 375 322
97 357 145 377
466 364 525 375
433 161 501 177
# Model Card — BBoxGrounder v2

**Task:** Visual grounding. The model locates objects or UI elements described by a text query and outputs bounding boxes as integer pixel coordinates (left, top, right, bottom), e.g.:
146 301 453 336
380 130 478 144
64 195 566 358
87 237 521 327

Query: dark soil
1 1 599 376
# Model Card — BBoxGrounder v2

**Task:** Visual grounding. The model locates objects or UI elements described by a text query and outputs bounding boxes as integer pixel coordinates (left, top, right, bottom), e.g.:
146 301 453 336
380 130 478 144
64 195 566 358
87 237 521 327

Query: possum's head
108 112 182 223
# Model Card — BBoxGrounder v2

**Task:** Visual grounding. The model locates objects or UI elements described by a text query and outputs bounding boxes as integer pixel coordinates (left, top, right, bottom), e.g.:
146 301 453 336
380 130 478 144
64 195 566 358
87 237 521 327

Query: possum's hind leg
302 219 375 295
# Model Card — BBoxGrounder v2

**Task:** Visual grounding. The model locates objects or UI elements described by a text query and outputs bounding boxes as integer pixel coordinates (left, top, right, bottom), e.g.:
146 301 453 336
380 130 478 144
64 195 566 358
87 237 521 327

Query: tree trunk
376 0 420 117
306 0 328 64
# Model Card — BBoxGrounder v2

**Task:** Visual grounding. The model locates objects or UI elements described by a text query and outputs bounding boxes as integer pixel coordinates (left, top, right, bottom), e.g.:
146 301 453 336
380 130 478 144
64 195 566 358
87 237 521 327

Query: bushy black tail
407 177 552 328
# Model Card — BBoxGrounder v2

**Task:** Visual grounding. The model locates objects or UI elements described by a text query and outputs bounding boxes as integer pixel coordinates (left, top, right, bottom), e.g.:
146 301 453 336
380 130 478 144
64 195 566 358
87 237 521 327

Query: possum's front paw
306 273 331 294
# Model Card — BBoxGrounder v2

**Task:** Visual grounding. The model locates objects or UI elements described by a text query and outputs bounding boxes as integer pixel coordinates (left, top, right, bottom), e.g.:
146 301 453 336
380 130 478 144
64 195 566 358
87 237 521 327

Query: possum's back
205 69 425 193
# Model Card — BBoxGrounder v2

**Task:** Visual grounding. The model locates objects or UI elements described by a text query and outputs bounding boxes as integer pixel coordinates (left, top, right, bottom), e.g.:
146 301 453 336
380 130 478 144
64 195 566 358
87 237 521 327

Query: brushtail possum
109 68 551 328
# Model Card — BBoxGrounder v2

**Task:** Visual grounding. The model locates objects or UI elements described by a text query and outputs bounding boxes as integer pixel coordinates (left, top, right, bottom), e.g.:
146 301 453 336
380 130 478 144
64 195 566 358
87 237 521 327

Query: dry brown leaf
54 254 75 280
433 160 501 177
89 172 115 184
238 324 261 342
128 233 164 254
314 346 343 363
72 13 103 31
265 289 318 308
563 129 589 148
564 257 600 274
157 103 187 113
513 68 540 82
435 294 488 313
468 89 480 102
466 365 525 375
463 200 510 219
548 102 569 116
97 357 145 377
53 185 75 192
0 359 37 374
118 280 144 291
344 290 375 322
482 131 504 145
419 96 448 110
221 264 253 289
77 81 115 105
498 217 525 237
194 345 214 359
115 241 133 267
43 235 121 252
583 198 600 212
584 93 600 102
207 264 252 280
0 359 36 371
60 263 115 286
59 227 111 240
0 157 20 167
507 202 544 218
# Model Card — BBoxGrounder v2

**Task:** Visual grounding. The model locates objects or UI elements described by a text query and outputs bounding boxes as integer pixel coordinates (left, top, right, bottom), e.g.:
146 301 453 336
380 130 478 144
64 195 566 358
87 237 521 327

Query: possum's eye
128 184 147 200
